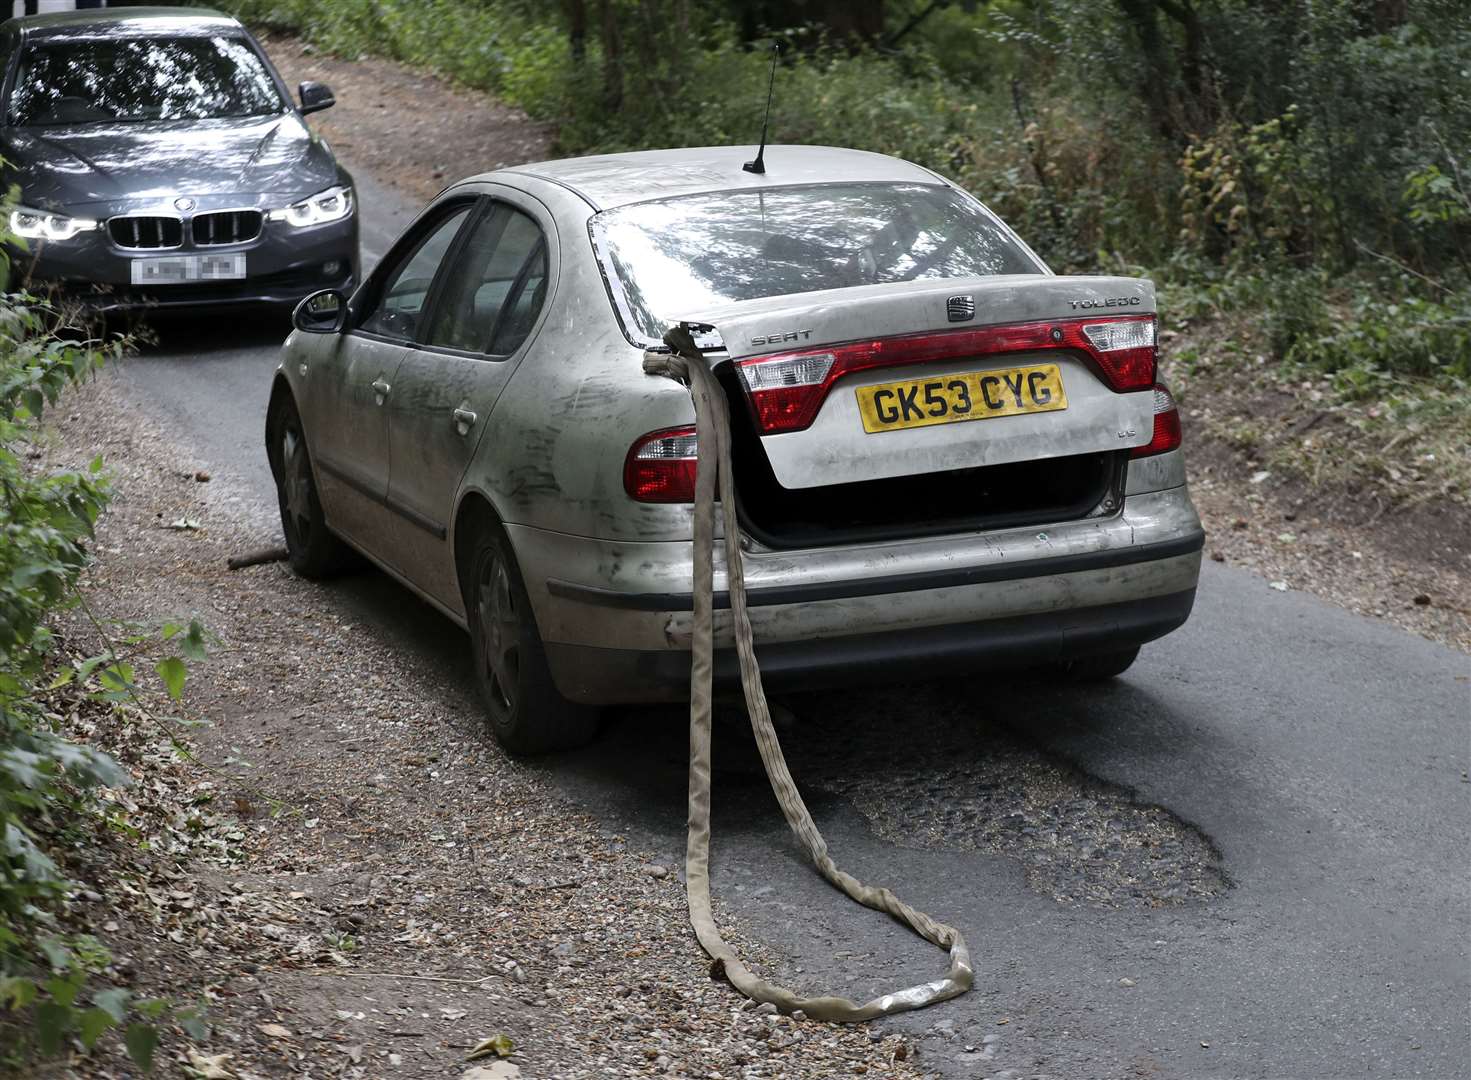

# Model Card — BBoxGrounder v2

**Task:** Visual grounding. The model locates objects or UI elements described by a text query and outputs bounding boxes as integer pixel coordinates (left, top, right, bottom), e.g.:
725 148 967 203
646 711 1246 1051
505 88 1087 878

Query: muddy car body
269 145 1204 752
0 6 357 312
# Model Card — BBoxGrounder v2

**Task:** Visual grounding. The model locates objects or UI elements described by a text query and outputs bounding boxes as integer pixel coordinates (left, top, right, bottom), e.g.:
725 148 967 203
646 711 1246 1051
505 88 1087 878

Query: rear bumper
546 588 1196 703
511 481 1204 705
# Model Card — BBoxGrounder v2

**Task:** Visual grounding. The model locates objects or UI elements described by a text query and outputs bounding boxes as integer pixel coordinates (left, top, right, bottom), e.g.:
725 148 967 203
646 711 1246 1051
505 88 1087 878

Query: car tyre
270 396 350 578
1056 646 1141 682
467 525 596 754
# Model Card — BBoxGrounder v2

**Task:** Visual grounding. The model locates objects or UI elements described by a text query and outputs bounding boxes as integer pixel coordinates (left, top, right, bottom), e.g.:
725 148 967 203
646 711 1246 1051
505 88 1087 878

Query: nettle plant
0 235 207 1067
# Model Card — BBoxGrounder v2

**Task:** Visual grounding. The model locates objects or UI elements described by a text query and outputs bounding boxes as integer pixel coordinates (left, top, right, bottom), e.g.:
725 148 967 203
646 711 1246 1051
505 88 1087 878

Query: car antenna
743 43 780 175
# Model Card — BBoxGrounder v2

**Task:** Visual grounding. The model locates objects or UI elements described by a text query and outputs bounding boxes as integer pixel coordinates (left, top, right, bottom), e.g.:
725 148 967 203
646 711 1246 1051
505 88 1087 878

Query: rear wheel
270 397 350 578
1056 646 1141 682
467 526 596 754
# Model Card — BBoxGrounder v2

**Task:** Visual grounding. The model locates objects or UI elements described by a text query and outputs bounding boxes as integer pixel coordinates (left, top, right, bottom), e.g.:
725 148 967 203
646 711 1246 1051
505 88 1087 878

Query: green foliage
1285 291 1471 383
1404 163 1471 227
0 223 208 1064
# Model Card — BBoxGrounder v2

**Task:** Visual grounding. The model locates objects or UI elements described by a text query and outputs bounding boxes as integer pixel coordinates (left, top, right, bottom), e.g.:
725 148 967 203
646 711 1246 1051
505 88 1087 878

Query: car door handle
371 377 391 404
452 407 478 435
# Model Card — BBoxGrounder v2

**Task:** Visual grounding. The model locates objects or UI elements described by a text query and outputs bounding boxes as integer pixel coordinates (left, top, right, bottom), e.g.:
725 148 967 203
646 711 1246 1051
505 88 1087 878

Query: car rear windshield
8 35 284 126
591 182 1043 346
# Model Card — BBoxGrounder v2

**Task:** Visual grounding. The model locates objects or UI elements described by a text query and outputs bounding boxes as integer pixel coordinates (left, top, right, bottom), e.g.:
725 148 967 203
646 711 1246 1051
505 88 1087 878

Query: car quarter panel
455 175 703 546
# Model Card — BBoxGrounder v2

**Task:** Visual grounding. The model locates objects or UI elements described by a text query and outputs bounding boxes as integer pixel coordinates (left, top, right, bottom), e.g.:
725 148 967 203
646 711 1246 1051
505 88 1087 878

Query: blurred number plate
855 363 1068 434
130 253 246 285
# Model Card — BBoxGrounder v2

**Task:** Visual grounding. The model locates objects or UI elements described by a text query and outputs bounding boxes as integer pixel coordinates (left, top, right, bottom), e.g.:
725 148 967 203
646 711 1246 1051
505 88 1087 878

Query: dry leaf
465 1033 515 1061
186 1050 235 1079
257 1023 292 1039
462 1065 522 1080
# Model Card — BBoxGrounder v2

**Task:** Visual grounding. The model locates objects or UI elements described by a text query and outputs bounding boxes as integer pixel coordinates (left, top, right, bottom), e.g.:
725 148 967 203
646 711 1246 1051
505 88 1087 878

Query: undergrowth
0 238 210 1067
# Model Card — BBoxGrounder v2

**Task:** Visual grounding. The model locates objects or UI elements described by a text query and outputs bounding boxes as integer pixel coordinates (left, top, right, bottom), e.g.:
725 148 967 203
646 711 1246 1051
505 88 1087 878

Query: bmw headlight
268 185 353 228
8 206 99 241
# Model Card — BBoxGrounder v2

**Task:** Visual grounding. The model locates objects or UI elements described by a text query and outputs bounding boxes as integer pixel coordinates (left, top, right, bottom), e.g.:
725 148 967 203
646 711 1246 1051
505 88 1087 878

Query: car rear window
8 35 284 126
591 182 1043 347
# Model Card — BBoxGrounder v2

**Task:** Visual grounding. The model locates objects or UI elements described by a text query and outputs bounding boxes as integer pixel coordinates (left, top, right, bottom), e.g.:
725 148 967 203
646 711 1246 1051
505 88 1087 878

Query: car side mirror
298 81 336 115
294 289 347 334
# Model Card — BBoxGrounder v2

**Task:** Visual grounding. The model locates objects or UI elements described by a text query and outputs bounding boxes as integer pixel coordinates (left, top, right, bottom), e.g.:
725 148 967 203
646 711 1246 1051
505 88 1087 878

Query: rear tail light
1132 385 1182 458
736 314 1156 434
738 352 836 433
625 426 698 503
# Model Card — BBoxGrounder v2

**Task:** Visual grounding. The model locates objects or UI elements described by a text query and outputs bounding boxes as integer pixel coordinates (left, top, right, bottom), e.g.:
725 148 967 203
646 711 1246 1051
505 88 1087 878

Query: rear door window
591 182 1043 347
425 204 548 356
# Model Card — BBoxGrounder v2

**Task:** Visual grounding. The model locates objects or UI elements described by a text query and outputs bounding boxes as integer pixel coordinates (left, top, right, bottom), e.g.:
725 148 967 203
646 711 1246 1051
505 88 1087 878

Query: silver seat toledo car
268 145 1203 752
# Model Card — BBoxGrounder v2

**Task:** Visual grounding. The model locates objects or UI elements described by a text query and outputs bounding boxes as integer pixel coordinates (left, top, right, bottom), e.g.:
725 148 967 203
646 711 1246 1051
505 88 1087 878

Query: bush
1286 291 1471 382
0 240 207 1066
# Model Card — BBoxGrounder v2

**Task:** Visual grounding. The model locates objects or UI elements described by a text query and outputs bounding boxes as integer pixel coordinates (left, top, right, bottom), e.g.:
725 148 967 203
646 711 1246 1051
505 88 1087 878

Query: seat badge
946 294 975 322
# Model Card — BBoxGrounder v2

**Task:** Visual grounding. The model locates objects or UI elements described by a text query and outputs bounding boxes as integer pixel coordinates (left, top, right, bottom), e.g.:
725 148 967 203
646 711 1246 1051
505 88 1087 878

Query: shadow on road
127 309 297 358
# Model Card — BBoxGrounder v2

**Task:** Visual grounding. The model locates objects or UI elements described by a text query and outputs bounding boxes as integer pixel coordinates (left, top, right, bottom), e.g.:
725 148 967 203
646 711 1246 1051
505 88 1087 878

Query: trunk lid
677 274 1158 490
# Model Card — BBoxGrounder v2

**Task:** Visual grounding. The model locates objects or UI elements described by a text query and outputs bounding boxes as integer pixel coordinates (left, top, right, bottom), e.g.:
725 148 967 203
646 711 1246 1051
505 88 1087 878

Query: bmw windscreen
7 35 284 127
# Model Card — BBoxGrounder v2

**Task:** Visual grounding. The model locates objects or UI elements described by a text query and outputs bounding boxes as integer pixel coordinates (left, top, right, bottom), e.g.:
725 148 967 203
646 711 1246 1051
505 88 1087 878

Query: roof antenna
743 42 780 175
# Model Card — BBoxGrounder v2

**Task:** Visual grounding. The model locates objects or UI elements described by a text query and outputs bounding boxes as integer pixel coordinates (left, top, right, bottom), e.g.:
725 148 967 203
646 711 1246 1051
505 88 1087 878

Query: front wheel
467 527 596 754
1055 646 1141 682
269 397 350 578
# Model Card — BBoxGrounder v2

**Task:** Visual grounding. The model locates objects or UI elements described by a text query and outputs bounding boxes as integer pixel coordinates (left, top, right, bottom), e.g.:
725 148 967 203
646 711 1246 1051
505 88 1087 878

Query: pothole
780 684 1229 909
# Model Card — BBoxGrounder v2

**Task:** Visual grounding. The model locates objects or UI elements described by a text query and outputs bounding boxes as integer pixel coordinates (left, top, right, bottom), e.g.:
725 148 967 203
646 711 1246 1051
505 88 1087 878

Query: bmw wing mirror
298 81 336 115
293 289 347 334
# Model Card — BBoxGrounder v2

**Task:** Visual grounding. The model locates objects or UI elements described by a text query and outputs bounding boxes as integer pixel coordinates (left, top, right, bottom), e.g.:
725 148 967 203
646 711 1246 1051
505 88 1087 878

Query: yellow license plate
855 363 1068 434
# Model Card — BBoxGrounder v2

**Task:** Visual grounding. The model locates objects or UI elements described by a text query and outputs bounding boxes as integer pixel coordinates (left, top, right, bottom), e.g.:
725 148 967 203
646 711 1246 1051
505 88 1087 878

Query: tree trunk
1116 0 1180 141
564 0 588 63
599 0 623 113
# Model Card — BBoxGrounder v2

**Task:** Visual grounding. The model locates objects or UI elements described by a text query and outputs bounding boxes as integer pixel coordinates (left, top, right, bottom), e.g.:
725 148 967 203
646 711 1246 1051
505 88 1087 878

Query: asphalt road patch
780 681 1230 909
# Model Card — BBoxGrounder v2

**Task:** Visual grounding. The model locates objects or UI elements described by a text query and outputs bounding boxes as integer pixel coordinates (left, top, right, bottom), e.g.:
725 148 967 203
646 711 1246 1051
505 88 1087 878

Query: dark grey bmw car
0 6 357 312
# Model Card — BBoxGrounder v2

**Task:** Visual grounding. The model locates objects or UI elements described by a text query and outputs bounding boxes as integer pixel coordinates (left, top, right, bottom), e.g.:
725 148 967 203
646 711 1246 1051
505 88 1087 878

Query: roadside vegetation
0 240 209 1067
220 0 1471 514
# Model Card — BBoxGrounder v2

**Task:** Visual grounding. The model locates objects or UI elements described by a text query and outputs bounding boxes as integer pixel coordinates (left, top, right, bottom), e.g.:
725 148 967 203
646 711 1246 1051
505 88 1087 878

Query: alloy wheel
477 550 521 720
281 424 314 550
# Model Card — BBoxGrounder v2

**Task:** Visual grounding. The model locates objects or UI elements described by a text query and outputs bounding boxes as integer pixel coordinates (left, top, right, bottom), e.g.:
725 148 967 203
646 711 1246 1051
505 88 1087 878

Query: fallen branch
1351 239 1450 295
227 546 288 570
312 971 498 985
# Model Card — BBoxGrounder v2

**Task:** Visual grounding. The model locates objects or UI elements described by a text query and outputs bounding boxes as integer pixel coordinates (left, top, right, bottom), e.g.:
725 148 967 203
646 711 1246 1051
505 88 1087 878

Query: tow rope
644 325 972 1022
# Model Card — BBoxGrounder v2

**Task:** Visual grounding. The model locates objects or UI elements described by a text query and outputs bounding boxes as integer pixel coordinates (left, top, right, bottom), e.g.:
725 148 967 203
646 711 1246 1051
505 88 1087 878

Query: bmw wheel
468 526 596 754
270 397 349 578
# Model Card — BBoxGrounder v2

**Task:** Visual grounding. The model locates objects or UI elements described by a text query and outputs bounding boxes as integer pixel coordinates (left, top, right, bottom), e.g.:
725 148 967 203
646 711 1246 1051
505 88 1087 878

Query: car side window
425 204 548 356
358 205 472 342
